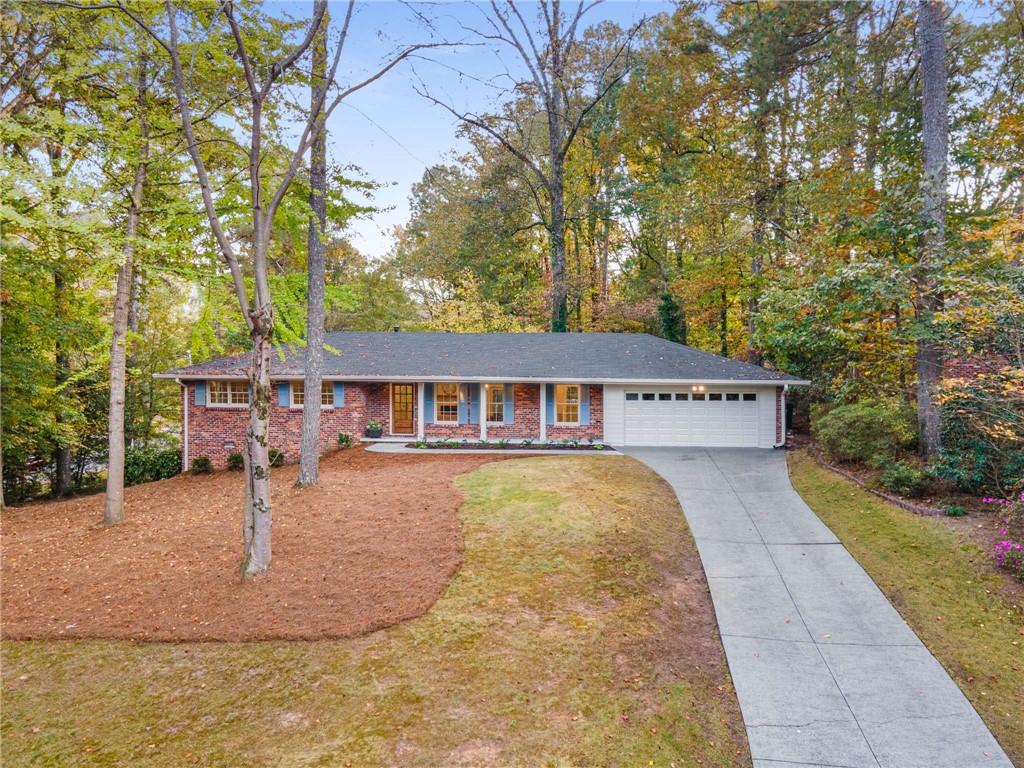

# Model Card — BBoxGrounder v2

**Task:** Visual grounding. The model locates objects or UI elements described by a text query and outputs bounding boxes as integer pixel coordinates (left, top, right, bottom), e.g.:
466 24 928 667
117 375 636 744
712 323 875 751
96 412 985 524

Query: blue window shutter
424 383 434 424
333 382 345 408
277 381 289 406
457 384 468 424
580 385 590 425
503 384 514 424
545 384 555 425
469 384 480 424
194 381 206 406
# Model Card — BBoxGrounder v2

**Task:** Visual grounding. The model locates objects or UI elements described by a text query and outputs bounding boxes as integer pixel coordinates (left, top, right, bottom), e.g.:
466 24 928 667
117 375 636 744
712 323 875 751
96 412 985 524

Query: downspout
179 378 189 471
774 384 788 449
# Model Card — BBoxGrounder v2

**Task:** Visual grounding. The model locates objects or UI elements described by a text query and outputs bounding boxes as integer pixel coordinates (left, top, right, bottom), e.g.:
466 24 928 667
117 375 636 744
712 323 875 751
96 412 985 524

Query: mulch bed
1 447 500 642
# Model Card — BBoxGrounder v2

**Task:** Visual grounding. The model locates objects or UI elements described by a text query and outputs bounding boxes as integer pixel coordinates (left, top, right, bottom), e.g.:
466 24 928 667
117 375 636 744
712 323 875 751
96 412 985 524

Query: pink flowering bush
984 491 1024 582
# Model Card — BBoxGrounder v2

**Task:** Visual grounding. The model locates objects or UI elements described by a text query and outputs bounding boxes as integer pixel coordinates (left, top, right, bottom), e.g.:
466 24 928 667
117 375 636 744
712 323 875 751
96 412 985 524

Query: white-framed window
290 381 334 407
435 383 459 423
486 385 505 423
555 384 580 424
208 380 249 407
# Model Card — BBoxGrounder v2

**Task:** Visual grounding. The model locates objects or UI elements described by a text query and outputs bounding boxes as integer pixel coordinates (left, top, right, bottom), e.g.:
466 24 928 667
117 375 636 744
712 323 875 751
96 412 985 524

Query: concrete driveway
624 447 1012 768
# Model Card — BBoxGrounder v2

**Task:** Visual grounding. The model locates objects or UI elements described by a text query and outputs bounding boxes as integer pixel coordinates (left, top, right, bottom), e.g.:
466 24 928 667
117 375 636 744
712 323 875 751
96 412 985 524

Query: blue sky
310 1 671 259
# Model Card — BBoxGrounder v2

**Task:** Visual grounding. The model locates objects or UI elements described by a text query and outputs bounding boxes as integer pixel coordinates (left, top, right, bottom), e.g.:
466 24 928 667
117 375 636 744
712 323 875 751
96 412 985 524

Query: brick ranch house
158 332 808 469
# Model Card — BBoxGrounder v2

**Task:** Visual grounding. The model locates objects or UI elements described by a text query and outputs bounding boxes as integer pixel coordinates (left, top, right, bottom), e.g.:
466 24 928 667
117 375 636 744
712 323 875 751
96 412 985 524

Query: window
743 393 757 402
435 383 458 423
625 392 639 401
642 393 655 401
675 393 689 400
487 385 505 422
208 380 249 406
726 393 740 401
555 384 580 424
658 393 672 401
692 393 706 401
709 393 723 401
291 381 334 407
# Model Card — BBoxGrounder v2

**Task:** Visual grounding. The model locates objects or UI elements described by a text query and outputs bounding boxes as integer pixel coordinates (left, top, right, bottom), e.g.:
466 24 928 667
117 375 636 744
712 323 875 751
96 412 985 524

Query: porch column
417 382 425 440
480 382 487 441
539 382 546 443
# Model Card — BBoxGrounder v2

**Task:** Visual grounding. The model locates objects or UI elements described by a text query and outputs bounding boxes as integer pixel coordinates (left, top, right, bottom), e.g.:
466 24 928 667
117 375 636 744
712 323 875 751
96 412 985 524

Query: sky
307 1 672 260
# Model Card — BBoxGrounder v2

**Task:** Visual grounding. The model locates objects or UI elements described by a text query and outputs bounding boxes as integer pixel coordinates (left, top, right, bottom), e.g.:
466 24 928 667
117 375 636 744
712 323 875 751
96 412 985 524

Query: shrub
125 446 181 486
191 456 213 474
994 544 1024 581
337 432 353 449
943 504 967 517
879 460 930 498
812 402 916 464
932 370 1024 496
227 452 244 471
268 448 285 467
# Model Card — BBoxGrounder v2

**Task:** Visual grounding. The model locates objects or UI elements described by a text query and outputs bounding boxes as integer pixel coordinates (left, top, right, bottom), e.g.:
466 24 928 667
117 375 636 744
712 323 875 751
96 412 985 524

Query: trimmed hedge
812 402 916 465
124 447 181 486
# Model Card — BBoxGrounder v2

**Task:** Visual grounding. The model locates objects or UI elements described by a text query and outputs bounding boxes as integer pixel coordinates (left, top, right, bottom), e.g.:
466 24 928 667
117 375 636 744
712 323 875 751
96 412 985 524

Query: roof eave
156 372 809 386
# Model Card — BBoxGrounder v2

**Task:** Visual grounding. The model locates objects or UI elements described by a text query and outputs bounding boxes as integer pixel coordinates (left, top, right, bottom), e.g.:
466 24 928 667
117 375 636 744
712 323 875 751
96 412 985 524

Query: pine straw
1 447 500 641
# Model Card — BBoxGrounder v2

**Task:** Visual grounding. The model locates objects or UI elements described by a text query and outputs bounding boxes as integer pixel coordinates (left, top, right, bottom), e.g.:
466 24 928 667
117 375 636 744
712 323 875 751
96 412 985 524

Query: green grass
789 451 1024 765
1 456 747 767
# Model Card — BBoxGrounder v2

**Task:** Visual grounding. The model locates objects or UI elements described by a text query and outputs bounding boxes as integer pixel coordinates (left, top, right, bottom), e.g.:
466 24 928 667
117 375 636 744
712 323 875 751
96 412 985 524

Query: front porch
378 382 602 444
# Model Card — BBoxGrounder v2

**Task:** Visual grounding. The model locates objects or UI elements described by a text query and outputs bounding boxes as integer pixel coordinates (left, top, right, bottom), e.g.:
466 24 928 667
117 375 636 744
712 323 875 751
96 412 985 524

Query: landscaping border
807 447 944 517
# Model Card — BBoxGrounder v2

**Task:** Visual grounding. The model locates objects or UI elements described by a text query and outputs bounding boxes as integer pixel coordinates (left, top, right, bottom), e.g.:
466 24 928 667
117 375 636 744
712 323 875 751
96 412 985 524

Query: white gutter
179 378 189 471
155 372 810 387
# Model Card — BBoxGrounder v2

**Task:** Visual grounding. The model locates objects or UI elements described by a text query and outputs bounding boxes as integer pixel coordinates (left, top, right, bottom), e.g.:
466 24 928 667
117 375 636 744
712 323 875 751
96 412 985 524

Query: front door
391 384 415 434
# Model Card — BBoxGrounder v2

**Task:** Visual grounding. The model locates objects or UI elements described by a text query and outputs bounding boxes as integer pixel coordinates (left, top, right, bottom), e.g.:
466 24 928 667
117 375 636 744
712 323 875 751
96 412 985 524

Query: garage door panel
623 388 761 447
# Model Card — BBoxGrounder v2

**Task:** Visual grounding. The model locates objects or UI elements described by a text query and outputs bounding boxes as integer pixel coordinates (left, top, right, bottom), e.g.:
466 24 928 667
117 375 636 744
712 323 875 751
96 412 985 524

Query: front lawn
788 450 1024 765
1 455 748 767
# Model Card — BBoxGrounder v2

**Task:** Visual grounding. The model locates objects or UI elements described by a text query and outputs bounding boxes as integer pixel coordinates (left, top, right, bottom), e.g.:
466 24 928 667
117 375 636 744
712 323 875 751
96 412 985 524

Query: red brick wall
943 354 1011 380
184 382 607 465
422 384 604 443
775 386 784 446
184 381 386 469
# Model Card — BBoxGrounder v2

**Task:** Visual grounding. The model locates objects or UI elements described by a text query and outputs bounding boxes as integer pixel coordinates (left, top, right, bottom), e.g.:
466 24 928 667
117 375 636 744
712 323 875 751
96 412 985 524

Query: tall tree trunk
748 86 769 366
298 22 328 487
105 54 149 526
916 0 947 456
53 271 73 497
549 159 568 332
242 305 274 577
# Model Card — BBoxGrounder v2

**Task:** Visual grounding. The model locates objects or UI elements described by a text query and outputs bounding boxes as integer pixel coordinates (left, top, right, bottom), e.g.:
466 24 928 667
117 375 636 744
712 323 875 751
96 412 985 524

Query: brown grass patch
1 447 498 641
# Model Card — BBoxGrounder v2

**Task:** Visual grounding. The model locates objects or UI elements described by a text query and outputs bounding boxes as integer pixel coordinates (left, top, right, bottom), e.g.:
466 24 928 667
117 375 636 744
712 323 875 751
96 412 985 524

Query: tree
104 48 150 525
297 17 329 488
419 1 641 331
916 0 947 456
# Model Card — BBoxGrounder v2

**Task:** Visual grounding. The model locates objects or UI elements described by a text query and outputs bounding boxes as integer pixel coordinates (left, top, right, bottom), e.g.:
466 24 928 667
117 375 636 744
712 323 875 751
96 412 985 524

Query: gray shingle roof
159 331 806 383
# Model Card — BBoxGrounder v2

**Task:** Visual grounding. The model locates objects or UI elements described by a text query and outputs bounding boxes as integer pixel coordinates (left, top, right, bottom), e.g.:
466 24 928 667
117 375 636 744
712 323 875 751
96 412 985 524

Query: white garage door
623 388 761 447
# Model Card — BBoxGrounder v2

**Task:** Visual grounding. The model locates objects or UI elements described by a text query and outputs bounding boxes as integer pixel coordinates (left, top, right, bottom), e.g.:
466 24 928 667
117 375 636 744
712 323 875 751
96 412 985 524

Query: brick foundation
184 381 606 467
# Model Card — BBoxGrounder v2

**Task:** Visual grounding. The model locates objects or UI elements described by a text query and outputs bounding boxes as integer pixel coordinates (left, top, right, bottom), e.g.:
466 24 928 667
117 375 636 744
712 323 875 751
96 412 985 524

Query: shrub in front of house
812 401 916 465
227 452 244 471
191 456 213 474
125 446 182 486
879 460 930 498
337 432 353 449
268 448 285 467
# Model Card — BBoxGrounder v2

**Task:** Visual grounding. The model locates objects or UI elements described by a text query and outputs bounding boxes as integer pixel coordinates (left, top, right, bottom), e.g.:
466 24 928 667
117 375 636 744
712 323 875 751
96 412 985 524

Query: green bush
943 504 968 517
337 432 353 449
879 460 930 498
227 452 244 471
268 448 285 467
191 456 213 474
812 402 916 464
124 446 181 486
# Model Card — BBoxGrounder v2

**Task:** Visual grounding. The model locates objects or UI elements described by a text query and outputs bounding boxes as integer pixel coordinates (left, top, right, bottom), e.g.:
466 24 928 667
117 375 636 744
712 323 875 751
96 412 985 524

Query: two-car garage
603 384 783 449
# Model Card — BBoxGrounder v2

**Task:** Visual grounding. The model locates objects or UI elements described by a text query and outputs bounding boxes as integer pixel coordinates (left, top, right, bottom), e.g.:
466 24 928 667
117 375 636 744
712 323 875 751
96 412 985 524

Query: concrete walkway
624 447 1012 768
